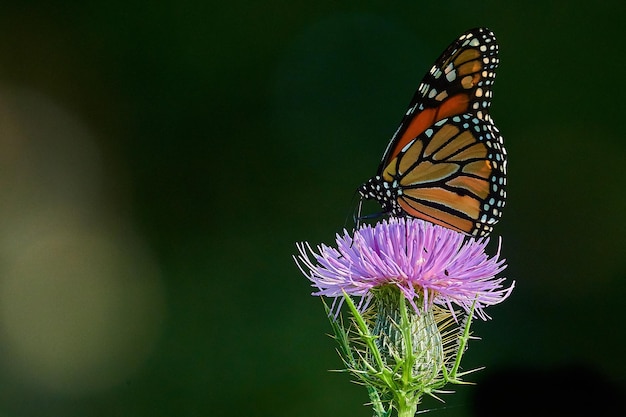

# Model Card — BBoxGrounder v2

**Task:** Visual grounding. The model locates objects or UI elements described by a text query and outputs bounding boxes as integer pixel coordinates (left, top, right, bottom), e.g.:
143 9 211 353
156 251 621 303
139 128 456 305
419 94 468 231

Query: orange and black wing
378 27 499 174
380 113 506 236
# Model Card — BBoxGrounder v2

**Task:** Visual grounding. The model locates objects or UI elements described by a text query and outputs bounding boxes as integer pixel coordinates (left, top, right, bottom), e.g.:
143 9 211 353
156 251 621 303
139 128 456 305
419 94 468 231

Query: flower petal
295 218 513 318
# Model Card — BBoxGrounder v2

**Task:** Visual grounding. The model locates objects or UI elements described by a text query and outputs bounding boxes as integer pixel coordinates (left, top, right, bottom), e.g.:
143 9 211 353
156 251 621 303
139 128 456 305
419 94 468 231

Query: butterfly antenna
344 189 363 231
354 196 363 230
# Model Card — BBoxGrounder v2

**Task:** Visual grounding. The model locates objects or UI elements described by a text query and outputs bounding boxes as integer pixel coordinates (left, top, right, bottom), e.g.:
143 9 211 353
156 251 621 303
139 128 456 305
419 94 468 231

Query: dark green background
0 1 625 416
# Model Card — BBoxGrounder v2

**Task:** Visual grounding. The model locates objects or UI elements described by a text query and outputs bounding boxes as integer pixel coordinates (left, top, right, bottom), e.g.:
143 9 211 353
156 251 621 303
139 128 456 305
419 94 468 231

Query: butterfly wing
380 113 506 236
378 27 499 174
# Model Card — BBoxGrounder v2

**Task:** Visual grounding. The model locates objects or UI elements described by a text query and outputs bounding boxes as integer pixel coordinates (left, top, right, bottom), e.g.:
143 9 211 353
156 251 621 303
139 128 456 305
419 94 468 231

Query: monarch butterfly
358 27 507 237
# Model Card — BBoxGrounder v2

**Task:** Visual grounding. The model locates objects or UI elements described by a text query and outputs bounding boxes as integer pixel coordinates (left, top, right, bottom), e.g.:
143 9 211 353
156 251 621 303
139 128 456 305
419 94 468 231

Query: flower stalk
329 285 479 416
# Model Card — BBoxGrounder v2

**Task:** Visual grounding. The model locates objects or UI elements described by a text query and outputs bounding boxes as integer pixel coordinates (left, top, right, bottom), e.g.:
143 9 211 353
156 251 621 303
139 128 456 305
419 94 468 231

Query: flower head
295 217 513 319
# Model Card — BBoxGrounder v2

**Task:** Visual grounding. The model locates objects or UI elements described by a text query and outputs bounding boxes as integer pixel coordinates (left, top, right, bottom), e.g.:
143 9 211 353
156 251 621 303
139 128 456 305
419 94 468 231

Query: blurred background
0 1 624 416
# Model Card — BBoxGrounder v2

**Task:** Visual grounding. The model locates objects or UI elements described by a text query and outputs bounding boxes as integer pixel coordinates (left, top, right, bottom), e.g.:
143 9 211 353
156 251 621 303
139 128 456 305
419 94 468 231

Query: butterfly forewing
379 28 500 173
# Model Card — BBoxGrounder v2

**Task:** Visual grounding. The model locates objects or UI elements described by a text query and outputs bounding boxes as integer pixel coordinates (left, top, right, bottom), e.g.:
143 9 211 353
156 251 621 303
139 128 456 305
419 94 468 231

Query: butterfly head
358 176 404 217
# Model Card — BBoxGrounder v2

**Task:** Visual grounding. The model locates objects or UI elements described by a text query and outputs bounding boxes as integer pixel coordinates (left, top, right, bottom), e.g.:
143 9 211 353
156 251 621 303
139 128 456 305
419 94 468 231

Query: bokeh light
0 86 165 397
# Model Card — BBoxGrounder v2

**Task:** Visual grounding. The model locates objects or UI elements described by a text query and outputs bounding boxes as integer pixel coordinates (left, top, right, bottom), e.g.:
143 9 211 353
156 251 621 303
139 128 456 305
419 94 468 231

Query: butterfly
358 27 507 237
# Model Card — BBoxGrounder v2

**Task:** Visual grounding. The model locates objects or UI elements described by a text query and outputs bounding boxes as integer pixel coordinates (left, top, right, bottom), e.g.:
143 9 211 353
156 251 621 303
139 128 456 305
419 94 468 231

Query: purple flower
295 217 513 319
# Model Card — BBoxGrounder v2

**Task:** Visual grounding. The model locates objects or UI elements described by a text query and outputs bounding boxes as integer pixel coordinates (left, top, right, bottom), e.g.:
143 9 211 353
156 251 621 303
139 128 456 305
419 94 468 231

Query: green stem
398 295 415 386
397 400 417 417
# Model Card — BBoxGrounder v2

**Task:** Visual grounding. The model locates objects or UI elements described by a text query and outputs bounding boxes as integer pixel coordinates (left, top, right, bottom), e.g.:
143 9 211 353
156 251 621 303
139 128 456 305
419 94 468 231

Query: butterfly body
358 28 507 237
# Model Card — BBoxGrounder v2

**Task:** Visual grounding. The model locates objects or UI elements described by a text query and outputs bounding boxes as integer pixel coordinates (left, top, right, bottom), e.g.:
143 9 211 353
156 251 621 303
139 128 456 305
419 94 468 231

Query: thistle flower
295 217 513 319
294 217 514 416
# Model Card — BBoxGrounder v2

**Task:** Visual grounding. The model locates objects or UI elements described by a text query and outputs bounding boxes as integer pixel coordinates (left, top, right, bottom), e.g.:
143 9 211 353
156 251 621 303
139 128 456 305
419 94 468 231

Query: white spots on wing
401 138 417 153
444 62 455 75
430 65 442 79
